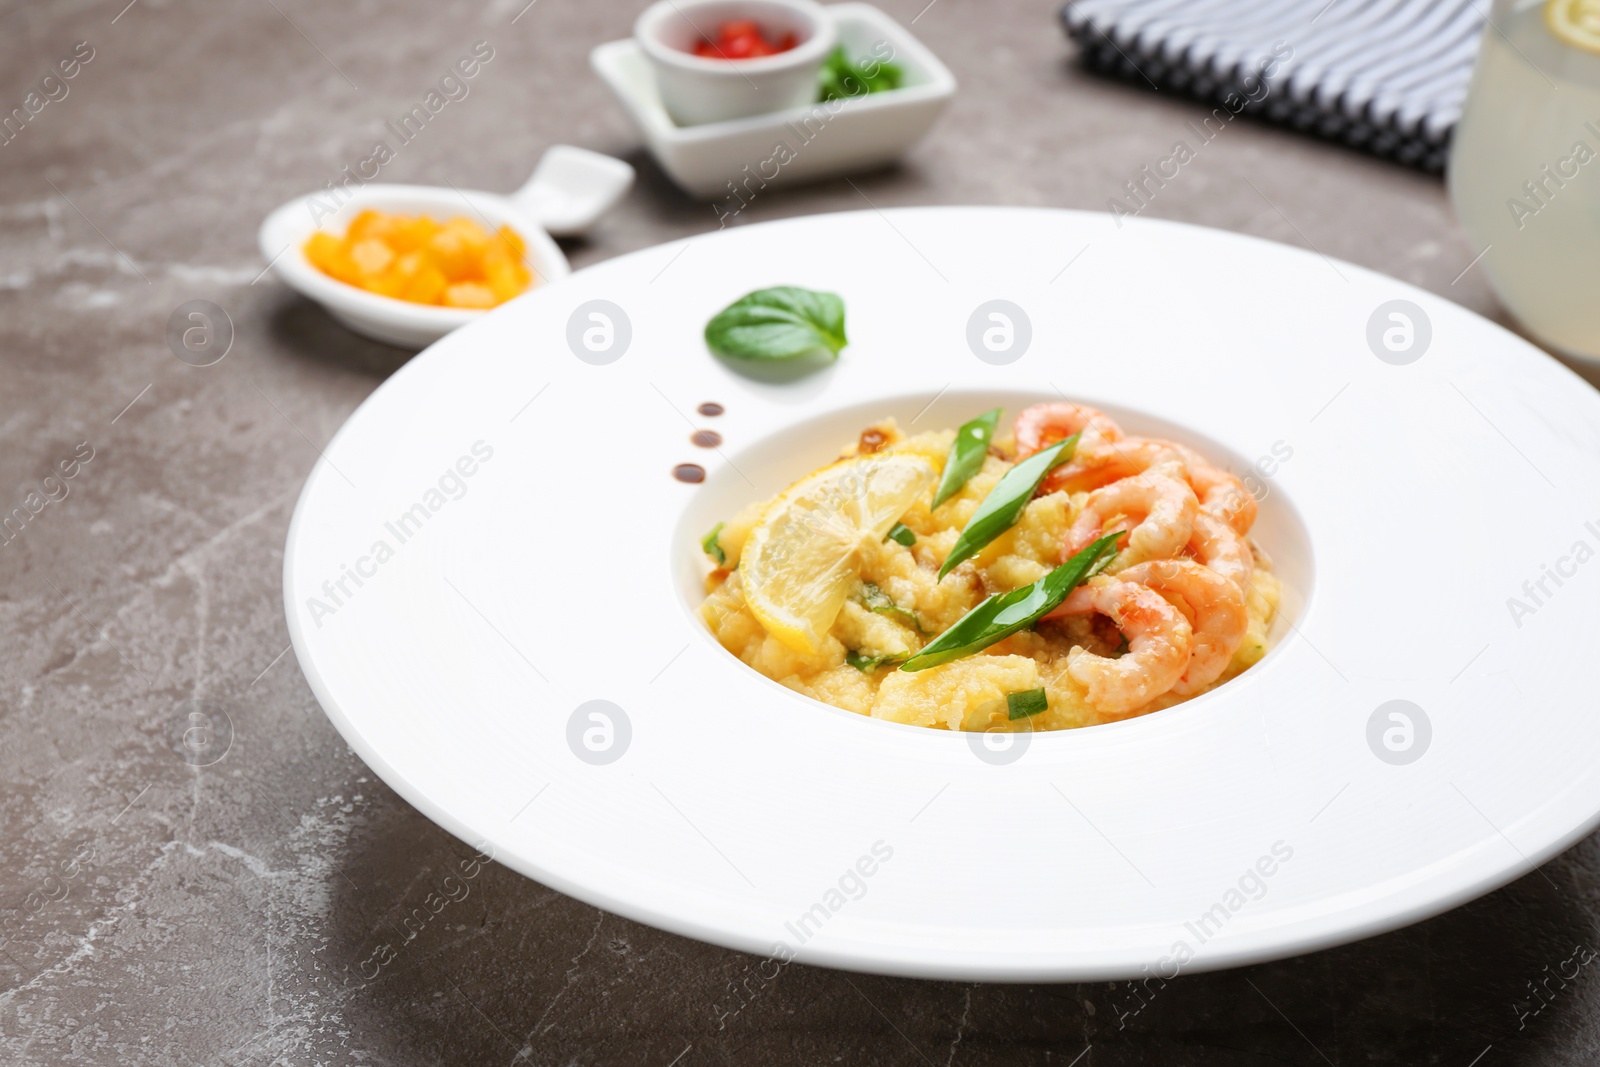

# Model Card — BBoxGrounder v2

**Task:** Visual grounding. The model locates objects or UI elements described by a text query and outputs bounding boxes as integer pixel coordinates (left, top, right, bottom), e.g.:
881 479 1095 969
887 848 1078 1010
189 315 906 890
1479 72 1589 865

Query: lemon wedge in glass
1547 0 1600 54
740 452 936 654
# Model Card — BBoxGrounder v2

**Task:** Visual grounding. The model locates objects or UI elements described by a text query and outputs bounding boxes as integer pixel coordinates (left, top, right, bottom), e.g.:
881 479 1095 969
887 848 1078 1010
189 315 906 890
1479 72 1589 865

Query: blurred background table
3 1 1596 1063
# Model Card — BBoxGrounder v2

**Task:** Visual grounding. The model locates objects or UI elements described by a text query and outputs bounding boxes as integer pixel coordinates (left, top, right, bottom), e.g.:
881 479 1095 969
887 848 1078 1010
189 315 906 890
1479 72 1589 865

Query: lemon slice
1547 0 1600 54
741 452 936 654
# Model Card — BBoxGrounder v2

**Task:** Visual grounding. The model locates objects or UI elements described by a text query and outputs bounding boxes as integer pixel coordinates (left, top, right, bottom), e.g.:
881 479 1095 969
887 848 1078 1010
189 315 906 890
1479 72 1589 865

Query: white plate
591 3 955 199
284 207 1600 981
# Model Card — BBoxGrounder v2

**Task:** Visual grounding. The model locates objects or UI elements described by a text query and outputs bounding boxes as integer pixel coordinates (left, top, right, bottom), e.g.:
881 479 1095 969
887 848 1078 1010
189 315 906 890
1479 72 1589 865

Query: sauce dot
690 429 722 448
697 402 724 417
673 463 706 483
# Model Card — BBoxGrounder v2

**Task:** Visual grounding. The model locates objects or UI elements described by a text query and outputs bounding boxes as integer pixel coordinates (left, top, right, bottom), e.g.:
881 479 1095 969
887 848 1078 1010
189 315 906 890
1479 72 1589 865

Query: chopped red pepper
690 20 798 59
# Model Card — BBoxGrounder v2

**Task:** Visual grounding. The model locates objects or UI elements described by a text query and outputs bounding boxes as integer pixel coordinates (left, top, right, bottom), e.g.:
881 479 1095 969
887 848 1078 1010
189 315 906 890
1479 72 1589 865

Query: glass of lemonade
1449 0 1600 360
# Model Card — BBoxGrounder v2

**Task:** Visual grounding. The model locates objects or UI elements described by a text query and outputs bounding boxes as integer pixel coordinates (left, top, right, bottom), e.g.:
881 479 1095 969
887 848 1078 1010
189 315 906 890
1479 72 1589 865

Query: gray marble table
2 0 1595 1063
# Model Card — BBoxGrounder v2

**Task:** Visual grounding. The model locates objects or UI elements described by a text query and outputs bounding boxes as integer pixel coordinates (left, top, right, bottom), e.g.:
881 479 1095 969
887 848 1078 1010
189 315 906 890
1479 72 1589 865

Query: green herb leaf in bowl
937 434 1078 580
900 532 1118 672
818 46 904 103
932 407 1001 510
704 287 846 363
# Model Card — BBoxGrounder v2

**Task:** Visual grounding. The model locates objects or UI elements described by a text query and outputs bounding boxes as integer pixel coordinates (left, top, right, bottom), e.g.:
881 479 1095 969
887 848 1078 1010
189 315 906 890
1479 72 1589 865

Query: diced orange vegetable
301 209 535 309
425 230 474 282
495 224 526 259
483 252 524 304
443 282 497 309
346 209 394 244
399 260 448 305
387 215 441 253
303 232 341 272
349 238 394 275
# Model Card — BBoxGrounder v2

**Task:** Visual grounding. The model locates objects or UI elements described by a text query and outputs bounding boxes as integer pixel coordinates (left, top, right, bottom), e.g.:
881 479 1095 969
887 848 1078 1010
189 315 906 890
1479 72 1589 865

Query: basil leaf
847 650 903 672
937 434 1078 580
884 522 916 547
701 522 726 566
932 408 1001 510
901 532 1119 672
1006 688 1048 720
704 287 846 362
860 581 923 632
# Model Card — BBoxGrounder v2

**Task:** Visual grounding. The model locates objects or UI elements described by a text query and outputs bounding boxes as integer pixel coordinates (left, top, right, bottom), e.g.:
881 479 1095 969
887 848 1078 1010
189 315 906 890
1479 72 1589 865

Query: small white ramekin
258 185 569 349
634 0 837 127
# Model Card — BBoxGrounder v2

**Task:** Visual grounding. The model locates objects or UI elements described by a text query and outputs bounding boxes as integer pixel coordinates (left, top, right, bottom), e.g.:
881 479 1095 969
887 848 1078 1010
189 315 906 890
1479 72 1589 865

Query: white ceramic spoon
258 145 634 349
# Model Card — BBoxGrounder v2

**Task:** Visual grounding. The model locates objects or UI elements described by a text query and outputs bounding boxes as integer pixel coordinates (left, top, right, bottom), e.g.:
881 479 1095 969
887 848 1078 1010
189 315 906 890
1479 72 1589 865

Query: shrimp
1042 436 1182 495
1063 461 1197 568
1187 510 1254 591
1115 560 1247 695
1197 476 1257 536
1013 402 1124 459
1040 436 1256 531
1163 441 1257 535
1044 576 1192 715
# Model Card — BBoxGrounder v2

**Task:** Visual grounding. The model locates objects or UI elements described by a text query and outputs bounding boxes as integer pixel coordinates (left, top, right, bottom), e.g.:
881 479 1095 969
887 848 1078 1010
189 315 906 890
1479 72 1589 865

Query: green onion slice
901 532 1118 672
1087 541 1119 579
937 434 1078 580
1006 688 1049 720
884 522 916 546
846 651 903 672
931 408 1001 510
860 581 922 632
701 522 726 566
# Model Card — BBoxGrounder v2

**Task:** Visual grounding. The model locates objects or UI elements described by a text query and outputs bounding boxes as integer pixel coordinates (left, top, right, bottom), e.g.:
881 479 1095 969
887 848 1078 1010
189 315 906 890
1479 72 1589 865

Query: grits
699 410 1280 731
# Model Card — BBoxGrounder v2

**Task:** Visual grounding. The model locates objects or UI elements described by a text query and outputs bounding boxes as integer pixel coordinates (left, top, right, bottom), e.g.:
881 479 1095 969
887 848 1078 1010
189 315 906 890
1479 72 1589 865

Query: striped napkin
1060 0 1487 173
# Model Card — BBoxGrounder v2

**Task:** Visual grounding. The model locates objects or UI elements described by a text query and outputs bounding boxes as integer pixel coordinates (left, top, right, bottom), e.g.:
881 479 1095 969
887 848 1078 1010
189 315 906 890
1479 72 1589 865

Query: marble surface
2 0 1598 1064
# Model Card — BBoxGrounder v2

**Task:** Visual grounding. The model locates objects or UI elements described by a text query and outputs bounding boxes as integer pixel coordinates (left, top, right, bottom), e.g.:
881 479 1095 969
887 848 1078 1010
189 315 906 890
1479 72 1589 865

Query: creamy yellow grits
699 419 1280 732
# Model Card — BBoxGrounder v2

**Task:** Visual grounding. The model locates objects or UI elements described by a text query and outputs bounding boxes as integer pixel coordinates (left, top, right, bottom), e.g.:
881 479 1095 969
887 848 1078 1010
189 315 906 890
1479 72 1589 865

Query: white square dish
591 2 956 202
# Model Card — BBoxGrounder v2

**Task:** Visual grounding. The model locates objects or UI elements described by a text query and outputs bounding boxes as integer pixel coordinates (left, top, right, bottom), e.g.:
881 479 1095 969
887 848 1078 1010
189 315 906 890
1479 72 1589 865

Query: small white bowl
257 147 635 349
259 186 568 349
594 3 955 199
635 0 837 126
